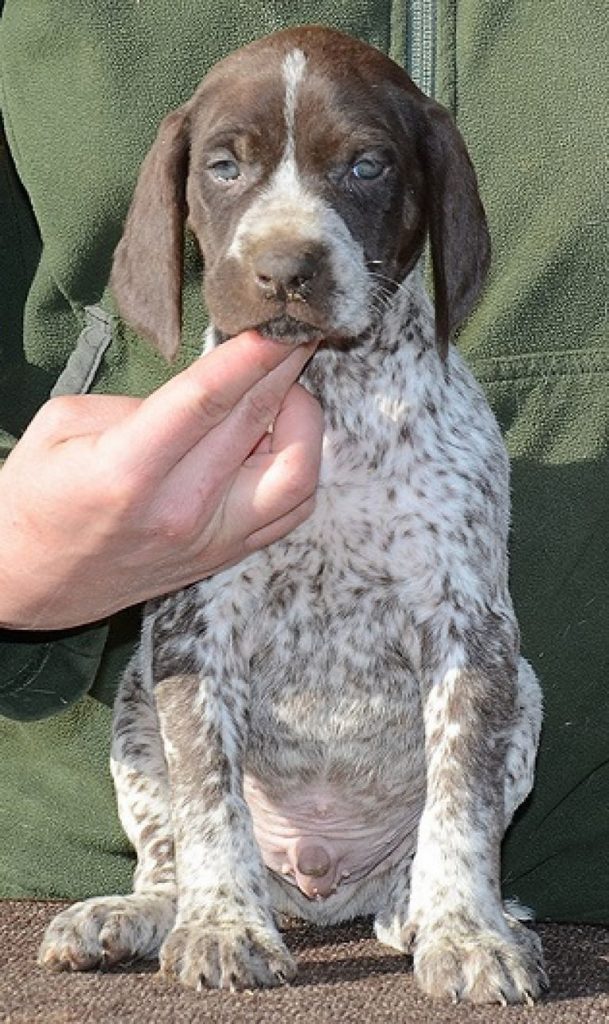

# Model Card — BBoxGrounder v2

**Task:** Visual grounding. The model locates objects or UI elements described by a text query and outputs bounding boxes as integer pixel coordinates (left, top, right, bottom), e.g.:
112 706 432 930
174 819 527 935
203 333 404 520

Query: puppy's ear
419 103 490 358
111 109 189 361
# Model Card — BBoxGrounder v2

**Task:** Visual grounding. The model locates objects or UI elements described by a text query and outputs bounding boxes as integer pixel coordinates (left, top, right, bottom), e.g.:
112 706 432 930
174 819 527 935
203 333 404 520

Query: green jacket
1 1 608 920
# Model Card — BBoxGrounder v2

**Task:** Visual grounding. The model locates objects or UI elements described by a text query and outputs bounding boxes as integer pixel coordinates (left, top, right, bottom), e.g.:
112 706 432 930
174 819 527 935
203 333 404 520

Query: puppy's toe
38 893 175 971
413 919 548 1005
160 917 296 991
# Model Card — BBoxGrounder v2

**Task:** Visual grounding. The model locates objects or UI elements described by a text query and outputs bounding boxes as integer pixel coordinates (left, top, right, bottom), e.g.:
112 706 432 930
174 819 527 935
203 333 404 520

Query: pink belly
243 775 422 900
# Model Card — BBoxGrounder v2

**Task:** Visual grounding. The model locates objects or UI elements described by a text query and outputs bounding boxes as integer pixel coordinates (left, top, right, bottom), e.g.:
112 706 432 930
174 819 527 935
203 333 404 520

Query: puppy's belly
243 775 423 900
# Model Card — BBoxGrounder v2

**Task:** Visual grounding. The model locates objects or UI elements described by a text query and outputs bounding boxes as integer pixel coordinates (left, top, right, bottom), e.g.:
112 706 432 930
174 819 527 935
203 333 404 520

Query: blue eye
351 156 385 181
209 158 241 182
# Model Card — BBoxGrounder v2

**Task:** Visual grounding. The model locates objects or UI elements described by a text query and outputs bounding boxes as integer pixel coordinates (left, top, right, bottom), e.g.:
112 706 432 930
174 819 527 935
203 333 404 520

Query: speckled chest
197 432 429 788
149 287 508 789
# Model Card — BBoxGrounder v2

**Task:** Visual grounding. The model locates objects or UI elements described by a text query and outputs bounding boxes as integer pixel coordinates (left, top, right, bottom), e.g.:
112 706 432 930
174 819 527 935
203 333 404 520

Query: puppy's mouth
254 315 327 345
214 314 335 347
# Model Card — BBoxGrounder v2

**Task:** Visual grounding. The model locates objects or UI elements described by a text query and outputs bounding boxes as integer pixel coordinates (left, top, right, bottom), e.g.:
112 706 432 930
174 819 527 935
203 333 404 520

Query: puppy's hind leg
39 657 177 971
503 657 543 829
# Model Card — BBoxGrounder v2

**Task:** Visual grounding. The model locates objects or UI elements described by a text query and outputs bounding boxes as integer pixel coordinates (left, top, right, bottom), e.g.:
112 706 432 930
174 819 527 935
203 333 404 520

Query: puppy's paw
160 916 296 991
38 893 175 971
411 918 548 1005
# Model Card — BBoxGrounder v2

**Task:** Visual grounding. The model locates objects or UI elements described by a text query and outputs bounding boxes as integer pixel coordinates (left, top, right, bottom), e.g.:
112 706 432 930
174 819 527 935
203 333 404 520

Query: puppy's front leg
408 604 546 1005
153 658 294 991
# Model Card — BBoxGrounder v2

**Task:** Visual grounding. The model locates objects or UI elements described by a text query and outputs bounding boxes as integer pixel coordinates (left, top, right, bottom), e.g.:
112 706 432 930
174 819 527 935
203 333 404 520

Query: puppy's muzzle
224 237 339 344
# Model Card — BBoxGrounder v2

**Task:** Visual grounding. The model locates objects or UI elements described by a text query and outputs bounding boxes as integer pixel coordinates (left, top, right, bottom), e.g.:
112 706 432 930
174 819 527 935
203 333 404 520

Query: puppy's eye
208 158 241 182
351 156 385 181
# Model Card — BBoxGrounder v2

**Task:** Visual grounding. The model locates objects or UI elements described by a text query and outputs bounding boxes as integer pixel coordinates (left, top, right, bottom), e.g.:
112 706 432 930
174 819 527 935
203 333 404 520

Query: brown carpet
1 902 608 1023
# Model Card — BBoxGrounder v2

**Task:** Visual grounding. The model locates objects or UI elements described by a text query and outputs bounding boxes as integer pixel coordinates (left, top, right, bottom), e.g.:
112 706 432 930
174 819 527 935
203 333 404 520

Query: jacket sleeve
0 624 110 721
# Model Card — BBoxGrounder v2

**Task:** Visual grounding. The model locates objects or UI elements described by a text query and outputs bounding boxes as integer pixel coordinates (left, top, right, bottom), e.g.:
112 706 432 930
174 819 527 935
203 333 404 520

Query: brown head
111 25 490 360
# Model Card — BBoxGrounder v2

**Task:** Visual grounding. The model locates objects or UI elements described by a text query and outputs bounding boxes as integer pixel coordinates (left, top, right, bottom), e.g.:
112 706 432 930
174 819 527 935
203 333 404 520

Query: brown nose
253 249 318 301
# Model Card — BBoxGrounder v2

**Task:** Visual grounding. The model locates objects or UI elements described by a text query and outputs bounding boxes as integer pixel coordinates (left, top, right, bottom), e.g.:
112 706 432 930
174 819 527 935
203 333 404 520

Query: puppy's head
111 26 489 360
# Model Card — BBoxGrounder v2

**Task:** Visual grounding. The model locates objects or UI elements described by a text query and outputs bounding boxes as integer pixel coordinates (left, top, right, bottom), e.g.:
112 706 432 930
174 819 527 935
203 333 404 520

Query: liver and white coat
40 26 546 1005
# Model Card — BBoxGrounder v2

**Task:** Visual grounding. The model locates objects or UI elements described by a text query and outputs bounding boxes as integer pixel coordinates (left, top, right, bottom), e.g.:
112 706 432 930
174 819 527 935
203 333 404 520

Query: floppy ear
111 108 190 361
419 103 490 358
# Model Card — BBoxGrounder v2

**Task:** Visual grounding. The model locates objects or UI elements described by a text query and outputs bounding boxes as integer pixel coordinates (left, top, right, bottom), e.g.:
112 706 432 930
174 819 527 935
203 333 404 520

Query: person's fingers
169 489 317 583
226 345 320 464
243 493 318 553
261 381 324 460
159 354 320 511
221 384 323 536
102 333 316 481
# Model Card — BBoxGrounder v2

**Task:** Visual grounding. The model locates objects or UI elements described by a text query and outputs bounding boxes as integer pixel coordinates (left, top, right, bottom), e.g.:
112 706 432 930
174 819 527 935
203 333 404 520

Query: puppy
40 26 546 1004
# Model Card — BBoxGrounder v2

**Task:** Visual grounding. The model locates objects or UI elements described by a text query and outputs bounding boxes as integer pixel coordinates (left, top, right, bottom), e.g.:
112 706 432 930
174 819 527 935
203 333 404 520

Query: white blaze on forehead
227 48 321 261
282 49 307 161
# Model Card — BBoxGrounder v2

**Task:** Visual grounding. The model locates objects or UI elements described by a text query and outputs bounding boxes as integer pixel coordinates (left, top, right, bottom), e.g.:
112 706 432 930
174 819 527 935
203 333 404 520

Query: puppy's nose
254 249 318 301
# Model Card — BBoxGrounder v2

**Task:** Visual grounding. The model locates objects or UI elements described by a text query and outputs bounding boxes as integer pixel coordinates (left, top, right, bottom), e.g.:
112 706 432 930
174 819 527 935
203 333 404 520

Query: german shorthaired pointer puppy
40 26 546 1004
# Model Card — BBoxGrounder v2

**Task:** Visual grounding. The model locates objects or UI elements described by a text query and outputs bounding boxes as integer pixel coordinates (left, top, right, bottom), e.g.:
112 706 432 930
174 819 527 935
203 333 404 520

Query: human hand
0 332 322 630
